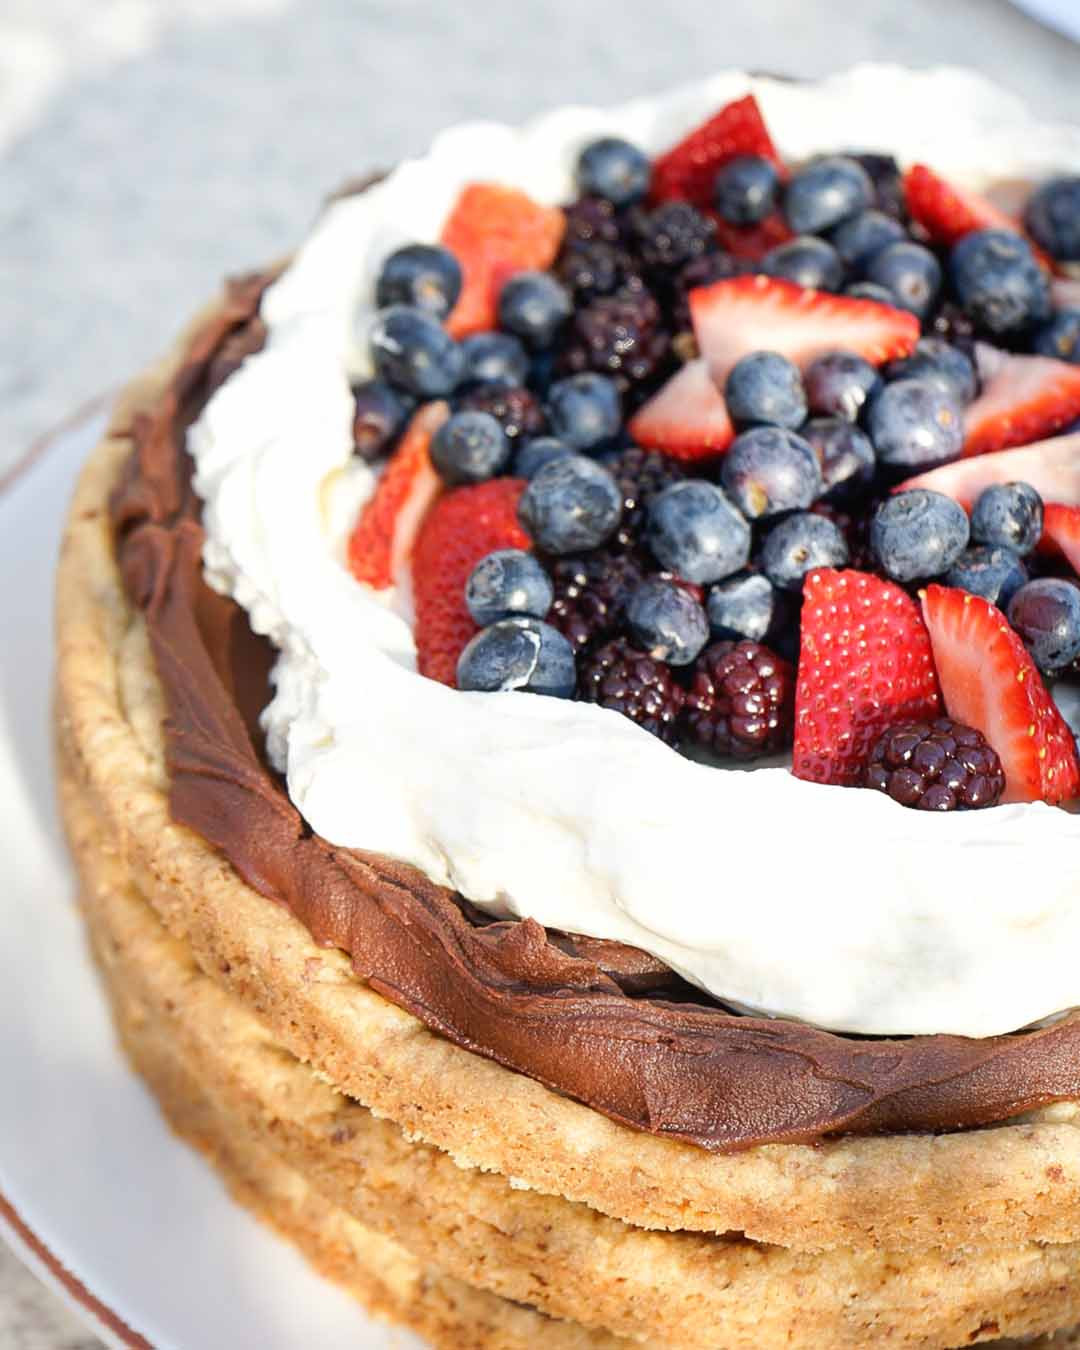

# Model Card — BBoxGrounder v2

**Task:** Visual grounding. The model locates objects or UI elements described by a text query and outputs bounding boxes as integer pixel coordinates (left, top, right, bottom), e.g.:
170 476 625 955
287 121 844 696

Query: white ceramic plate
0 409 424 1349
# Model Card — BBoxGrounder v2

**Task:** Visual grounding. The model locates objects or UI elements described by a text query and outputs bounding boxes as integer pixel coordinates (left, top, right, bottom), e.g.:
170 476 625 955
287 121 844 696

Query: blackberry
683 640 794 760
547 549 645 651
578 637 684 745
848 153 906 220
458 383 546 442
557 286 670 394
632 201 717 277
555 240 625 302
601 445 686 551
672 252 751 333
562 195 624 248
927 301 977 356
865 718 1006 810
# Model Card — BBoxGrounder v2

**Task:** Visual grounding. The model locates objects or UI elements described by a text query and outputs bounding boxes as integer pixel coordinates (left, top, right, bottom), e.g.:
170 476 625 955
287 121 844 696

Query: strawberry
689 275 918 386
922 585 1080 804
440 184 565 338
709 210 792 262
650 93 783 208
412 478 530 686
793 568 942 786
904 164 1025 248
348 401 449 590
898 432 1080 509
1039 502 1080 573
962 342 1080 457
626 357 734 461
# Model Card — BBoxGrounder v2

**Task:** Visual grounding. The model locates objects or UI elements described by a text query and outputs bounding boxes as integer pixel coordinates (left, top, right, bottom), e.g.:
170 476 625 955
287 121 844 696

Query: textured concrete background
2 0 1079 1342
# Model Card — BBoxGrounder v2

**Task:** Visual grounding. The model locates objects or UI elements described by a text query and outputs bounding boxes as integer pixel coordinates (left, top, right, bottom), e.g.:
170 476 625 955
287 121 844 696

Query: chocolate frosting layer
109 273 1080 1152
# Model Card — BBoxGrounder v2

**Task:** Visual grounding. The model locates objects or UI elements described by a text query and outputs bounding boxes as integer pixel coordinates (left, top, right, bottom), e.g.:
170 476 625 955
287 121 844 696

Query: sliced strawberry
627 357 734 461
904 164 1023 247
412 478 530 686
793 569 942 787
440 184 565 338
922 585 1080 804
899 433 1080 509
348 401 449 590
962 343 1080 457
709 210 792 261
1039 502 1080 573
650 93 783 208
690 275 918 386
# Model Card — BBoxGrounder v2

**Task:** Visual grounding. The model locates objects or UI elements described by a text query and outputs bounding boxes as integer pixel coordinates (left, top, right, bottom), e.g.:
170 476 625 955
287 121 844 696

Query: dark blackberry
458 383 547 442
547 549 646 651
672 252 752 333
601 445 687 551
578 637 684 745
865 718 1006 810
557 286 670 395
683 640 795 760
848 153 906 220
555 241 625 302
927 301 977 356
562 194 624 247
631 201 717 276
809 501 877 572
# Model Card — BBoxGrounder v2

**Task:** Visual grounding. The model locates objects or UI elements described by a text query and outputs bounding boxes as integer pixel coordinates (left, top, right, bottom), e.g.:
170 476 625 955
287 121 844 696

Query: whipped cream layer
190 66 1080 1039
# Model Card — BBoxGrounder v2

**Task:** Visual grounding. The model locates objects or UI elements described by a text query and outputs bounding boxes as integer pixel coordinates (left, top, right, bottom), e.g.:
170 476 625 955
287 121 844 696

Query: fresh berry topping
547 549 645 651
457 617 576 698
802 418 877 505
684 640 794 759
869 489 970 582
761 512 850 592
498 270 573 348
1040 502 1080 572
412 477 530 686
863 241 942 320
829 209 905 273
921 584 1080 803
706 571 780 643
865 718 1006 811
351 379 412 463
627 357 735 461
848 153 905 219
513 435 573 479
783 156 873 235
518 454 622 554
348 401 449 589
724 351 808 429
866 378 964 471
961 344 1080 457
601 444 686 550
721 426 822 519
804 350 881 422
557 286 669 393
650 93 782 209
1034 310 1080 365
633 201 717 273
1007 577 1080 673
710 212 794 263
545 372 622 450
927 301 978 352
645 479 751 584
900 433 1080 509
712 155 780 225
949 228 1052 338
943 546 1028 609
793 568 942 786
886 338 979 405
562 194 624 247
970 481 1044 555
1024 176 1080 263
576 137 652 208
555 239 627 304
458 383 547 442
689 275 918 385
578 637 683 745
625 577 710 665
762 235 843 291
375 243 463 319
465 548 554 626
369 305 465 398
672 252 752 331
845 281 898 306
903 164 1022 249
440 184 565 338
430 409 511 485
460 331 530 388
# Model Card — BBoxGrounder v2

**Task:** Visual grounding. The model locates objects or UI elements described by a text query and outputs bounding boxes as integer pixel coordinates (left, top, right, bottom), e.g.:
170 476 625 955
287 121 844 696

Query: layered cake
55 65 1080 1346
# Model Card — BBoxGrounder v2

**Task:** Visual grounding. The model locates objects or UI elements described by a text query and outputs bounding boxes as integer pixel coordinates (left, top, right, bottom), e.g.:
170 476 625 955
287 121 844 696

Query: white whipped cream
189 66 1080 1039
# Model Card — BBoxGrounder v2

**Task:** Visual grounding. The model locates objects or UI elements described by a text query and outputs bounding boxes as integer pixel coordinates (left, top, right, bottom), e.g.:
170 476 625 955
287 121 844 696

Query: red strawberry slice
793 568 942 787
922 585 1080 804
690 275 918 386
650 93 783 208
899 433 1080 509
627 357 735 461
1039 502 1080 573
709 210 793 262
412 477 530 686
348 401 449 590
962 343 1080 458
904 164 1022 246
441 184 565 338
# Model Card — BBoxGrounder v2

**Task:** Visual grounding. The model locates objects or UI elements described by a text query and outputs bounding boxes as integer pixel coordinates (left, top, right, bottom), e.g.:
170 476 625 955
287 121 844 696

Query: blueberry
430 410 510 485
829 209 905 273
513 435 573 479
864 241 942 320
801 418 876 505
456 617 576 697
625 579 709 666
944 546 1028 609
869 490 970 583
375 243 463 319
867 378 964 471
783 156 874 234
721 426 823 520
460 331 530 388
1024 177 1080 262
762 235 844 291
759 512 850 592
369 305 465 397
517 454 622 554
949 229 1052 336
804 350 881 421
545 373 621 451
885 338 978 404
1033 310 1080 364
724 351 808 429
351 379 411 462
575 137 651 207
645 480 751 584
845 281 896 305
497 271 573 348
706 571 778 642
1008 578 1080 673
970 481 1044 555
465 549 554 626
712 154 780 225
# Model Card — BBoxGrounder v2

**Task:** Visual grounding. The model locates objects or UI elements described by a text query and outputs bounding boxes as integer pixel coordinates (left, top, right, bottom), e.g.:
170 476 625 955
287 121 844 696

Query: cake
55 65 1080 1347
